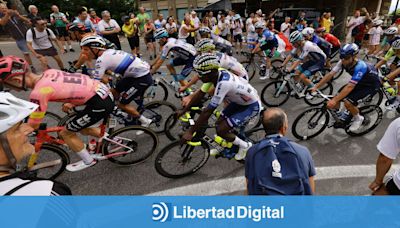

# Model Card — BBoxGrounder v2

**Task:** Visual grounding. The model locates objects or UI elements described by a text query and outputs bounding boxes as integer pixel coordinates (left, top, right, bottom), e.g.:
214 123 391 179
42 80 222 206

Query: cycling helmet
0 92 38 133
372 19 383 26
0 56 28 82
154 28 169 40
199 27 211 35
340 43 359 59
384 27 398 35
289 31 304 43
254 21 265 29
302 27 314 37
195 38 216 53
193 53 220 75
80 35 107 49
315 27 326 33
67 22 86 33
392 39 400 50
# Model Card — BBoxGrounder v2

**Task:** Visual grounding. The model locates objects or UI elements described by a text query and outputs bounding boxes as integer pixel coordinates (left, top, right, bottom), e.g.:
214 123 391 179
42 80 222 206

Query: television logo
152 202 171 222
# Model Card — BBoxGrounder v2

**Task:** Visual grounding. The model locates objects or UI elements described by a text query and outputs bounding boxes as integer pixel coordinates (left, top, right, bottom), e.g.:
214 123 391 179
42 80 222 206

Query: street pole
394 0 400 20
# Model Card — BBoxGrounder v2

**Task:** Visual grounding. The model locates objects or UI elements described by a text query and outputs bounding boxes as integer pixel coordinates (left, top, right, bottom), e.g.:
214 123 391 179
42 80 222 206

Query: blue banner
1 196 400 228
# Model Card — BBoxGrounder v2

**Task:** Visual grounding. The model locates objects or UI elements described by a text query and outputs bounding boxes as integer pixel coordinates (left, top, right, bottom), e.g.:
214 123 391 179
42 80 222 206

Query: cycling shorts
66 94 115 132
221 101 261 128
169 56 195 78
297 59 325 77
115 73 153 106
345 85 379 106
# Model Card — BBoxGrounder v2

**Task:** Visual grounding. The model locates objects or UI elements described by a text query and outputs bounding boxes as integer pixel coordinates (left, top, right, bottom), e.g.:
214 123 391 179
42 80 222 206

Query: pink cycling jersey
28 69 110 125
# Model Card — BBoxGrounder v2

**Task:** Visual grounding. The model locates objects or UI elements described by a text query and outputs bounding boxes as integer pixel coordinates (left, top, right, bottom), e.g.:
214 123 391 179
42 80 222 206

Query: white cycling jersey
291 40 326 62
208 70 260 109
94 49 150 79
211 34 232 47
161 38 197 60
216 52 248 80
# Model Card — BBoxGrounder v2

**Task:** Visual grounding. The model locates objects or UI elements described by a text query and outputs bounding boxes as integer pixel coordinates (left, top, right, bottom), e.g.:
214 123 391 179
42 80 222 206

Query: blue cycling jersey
333 60 380 87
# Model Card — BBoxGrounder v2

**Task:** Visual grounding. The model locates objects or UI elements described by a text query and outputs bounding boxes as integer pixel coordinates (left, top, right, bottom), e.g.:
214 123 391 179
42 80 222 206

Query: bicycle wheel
245 112 262 131
142 100 177 134
164 114 186 141
102 126 158 165
241 60 256 81
345 105 383 136
26 144 69 180
155 139 210 178
261 80 291 107
270 59 284 80
304 81 334 106
245 127 266 144
292 107 330 140
144 80 169 103
330 60 344 80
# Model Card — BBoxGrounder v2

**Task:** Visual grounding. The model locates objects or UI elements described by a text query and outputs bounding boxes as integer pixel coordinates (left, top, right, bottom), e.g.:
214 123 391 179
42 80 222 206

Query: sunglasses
340 55 352 60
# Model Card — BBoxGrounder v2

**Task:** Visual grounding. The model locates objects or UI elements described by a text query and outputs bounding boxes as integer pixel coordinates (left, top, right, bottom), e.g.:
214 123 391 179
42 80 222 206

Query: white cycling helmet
372 19 383 26
0 92 38 133
302 27 315 37
289 31 304 43
254 21 265 29
384 27 398 35
392 39 400 50
80 35 107 49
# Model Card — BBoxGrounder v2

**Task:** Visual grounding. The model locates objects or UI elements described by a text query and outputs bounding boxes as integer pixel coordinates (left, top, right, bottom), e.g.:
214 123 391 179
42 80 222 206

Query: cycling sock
77 148 94 164
139 115 152 124
69 45 72 49
354 114 363 121
233 136 249 149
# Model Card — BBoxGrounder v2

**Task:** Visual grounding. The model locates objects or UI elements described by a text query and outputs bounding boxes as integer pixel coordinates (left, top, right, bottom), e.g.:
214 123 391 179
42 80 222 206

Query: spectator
218 12 230 40
296 19 307 31
255 9 263 22
312 16 321 29
144 18 156 60
154 13 166 29
245 108 316 195
0 3 36 73
227 10 235 42
321 12 333 33
26 17 65 71
179 16 198 45
191 11 200 29
209 11 217 27
137 7 150 33
231 14 243 54
0 92 71 195
121 15 140 56
353 19 372 49
27 5 41 24
346 8 370 43
88 8 101 34
370 117 400 195
246 18 258 51
73 8 95 33
98 10 121 50
50 5 74 53
368 19 383 55
246 12 255 32
280 16 291 38
166 16 178 38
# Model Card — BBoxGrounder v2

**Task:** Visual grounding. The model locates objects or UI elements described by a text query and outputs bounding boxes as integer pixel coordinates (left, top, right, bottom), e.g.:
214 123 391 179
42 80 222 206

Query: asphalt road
1 38 397 195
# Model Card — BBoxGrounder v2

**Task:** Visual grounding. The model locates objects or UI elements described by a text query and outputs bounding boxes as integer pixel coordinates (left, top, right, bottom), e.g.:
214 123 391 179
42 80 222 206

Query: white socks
139 115 152 124
354 114 363 121
77 148 94 164
233 136 249 149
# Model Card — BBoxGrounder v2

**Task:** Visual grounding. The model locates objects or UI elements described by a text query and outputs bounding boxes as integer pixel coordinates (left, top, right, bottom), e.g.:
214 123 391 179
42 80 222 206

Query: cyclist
281 31 327 97
179 53 261 160
310 43 380 131
180 39 248 93
375 27 400 55
0 92 72 195
198 27 233 55
150 28 197 95
315 27 341 61
302 27 333 67
81 35 153 130
375 39 400 109
252 21 279 80
0 55 115 172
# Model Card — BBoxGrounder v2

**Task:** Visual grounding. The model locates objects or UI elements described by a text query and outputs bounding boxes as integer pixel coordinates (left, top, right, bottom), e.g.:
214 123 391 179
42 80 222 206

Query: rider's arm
375 59 387 69
252 42 261 53
333 83 355 103
28 91 51 130
150 45 169 74
180 75 199 92
150 58 164 74
287 60 301 72
314 62 342 89
281 50 294 66
386 67 400 81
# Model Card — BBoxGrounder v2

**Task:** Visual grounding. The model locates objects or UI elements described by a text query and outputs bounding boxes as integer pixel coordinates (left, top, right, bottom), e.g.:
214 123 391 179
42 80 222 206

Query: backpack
30 27 54 47
246 136 312 195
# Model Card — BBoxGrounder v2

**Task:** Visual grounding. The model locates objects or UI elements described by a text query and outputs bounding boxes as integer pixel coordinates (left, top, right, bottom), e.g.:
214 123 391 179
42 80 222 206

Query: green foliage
21 0 137 20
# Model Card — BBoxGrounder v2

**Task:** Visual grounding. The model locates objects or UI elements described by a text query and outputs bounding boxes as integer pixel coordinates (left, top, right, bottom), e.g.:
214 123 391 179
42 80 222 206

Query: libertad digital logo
152 202 171 222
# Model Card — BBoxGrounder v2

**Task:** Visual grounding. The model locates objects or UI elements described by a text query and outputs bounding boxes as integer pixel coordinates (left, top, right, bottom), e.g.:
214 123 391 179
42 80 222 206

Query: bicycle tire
155 139 210 178
261 80 291 107
345 105 383 136
164 114 182 141
304 81 334 106
144 80 169 102
102 125 158 165
269 59 284 80
292 107 330 140
142 100 177 134
244 127 266 144
31 144 70 180
241 60 256 81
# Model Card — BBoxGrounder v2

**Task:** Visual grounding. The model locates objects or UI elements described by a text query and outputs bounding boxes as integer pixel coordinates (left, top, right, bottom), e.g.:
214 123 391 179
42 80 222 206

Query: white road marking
147 164 400 196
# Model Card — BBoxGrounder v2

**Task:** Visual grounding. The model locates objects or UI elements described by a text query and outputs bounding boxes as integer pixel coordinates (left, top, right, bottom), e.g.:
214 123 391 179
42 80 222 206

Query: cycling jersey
161 38 197 60
94 49 150 79
291 40 327 62
259 30 278 47
323 33 340 47
312 35 332 57
216 52 248 80
384 48 400 61
28 70 112 125
332 60 380 87
210 34 232 47
208 69 260 109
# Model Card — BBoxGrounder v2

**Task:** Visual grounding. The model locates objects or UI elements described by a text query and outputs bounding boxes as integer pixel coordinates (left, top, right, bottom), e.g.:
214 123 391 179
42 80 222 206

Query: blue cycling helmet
340 43 359 59
154 28 169 40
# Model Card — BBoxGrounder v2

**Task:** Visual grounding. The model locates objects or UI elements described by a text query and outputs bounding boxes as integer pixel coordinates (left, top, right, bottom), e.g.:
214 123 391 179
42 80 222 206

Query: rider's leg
344 93 364 131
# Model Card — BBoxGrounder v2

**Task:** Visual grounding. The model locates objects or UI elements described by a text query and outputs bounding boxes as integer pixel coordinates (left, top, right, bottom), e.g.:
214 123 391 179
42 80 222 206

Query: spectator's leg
52 55 65 69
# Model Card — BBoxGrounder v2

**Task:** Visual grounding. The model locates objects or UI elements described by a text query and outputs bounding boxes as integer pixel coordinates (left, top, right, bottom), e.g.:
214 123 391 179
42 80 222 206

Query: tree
8 0 27 14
